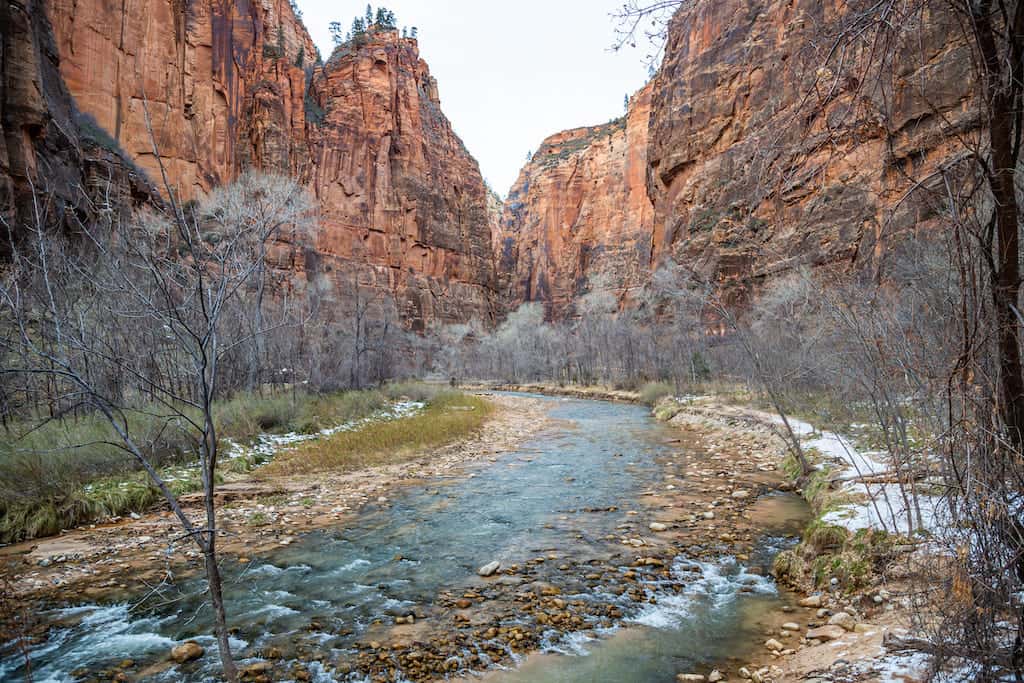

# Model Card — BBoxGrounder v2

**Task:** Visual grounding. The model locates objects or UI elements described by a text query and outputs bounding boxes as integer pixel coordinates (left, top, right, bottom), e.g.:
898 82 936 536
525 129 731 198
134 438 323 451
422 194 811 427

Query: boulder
798 594 823 608
170 641 204 663
828 611 857 631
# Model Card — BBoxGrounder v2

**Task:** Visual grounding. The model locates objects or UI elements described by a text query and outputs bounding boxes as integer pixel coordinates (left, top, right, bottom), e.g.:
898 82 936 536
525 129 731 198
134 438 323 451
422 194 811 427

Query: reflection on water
0 394 807 682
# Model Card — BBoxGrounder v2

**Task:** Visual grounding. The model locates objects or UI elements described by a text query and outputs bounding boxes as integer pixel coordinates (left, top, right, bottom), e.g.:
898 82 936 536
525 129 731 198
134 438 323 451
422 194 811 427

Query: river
0 393 808 682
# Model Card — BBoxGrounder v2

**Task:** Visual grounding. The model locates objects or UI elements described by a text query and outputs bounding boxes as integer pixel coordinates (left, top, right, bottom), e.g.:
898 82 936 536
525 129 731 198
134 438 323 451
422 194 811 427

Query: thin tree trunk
203 547 238 683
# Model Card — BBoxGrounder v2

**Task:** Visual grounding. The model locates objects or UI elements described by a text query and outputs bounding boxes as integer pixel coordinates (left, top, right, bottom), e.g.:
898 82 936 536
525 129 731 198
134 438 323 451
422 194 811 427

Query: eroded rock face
1 0 150 244
645 0 975 305
497 84 655 317
45 0 318 196
306 32 498 329
33 4 498 328
498 0 974 316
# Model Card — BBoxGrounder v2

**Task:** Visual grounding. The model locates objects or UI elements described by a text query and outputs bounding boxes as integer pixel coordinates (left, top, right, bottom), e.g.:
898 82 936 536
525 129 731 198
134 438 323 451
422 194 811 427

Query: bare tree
0 171 312 681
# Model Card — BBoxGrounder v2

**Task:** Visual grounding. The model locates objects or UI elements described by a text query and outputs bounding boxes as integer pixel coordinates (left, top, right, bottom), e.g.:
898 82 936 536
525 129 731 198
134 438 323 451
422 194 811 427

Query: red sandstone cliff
497 84 655 317
9 3 498 328
645 0 976 304
307 31 498 329
498 0 975 315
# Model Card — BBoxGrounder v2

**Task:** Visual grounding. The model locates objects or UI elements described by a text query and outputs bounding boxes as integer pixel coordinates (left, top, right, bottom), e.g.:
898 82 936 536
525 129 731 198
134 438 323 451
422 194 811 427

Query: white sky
295 0 653 196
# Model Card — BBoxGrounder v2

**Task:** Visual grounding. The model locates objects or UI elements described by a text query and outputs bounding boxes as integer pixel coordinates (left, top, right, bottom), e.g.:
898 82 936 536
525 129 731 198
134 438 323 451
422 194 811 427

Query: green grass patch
260 392 493 477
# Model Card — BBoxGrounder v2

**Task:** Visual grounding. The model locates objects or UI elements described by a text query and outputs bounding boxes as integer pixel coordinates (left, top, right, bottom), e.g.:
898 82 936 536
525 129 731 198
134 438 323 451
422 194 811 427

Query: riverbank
655 395 930 682
0 393 544 605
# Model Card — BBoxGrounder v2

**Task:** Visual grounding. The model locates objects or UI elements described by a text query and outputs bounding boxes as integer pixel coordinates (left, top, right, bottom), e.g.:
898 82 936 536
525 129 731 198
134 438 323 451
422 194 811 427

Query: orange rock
497 84 655 317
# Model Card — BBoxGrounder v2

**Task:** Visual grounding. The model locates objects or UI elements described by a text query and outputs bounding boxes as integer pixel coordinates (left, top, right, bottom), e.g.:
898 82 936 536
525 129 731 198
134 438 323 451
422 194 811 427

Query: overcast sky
296 0 653 196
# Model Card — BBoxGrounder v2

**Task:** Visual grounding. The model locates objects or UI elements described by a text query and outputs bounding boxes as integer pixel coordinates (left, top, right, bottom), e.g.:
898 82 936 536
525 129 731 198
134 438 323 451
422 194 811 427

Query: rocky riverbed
0 392 922 682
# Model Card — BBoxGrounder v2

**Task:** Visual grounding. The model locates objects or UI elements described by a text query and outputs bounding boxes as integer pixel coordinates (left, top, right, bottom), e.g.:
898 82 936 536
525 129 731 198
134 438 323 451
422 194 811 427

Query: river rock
170 641 204 663
708 671 724 683
731 489 751 499
799 594 823 608
806 625 846 642
828 612 856 631
764 638 784 651
649 522 669 532
782 621 799 631
478 561 501 577
677 675 705 682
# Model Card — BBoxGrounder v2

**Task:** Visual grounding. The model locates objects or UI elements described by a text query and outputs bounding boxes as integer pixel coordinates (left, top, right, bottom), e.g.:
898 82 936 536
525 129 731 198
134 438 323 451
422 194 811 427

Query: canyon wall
307 32 498 329
6 1 499 328
645 0 975 305
497 83 655 317
499 0 975 315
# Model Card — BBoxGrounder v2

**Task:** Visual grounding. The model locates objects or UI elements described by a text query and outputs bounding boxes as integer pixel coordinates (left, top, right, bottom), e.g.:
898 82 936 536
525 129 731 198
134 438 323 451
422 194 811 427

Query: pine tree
624 94 629 112
410 26 418 39
365 4 373 26
329 21 344 46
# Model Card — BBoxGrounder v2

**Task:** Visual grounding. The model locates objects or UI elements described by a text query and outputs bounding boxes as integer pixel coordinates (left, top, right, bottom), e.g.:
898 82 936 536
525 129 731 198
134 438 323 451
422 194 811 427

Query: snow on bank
773 416 947 536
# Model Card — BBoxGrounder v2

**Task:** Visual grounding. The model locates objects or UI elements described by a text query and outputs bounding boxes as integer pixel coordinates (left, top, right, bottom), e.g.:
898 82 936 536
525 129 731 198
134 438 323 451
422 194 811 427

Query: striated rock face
45 0 318 196
646 0 975 305
497 84 655 317
306 31 498 329
29 5 498 328
1 0 150 243
499 0 974 316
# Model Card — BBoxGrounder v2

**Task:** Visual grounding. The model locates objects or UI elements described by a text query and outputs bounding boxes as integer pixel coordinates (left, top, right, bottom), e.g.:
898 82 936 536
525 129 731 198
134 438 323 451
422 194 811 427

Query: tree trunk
974 0 1024 444
203 547 239 683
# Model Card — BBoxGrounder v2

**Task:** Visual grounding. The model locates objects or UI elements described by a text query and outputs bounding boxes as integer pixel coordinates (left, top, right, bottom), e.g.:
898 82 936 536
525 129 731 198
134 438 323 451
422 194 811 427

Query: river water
1 394 807 682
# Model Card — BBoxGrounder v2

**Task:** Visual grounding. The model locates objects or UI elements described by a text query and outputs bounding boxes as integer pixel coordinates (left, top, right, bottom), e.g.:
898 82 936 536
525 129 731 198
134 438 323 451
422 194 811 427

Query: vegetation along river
0 393 809 682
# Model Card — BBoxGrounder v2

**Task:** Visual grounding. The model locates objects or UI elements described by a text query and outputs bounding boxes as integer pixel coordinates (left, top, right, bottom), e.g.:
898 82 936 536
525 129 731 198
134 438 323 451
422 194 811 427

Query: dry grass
258 392 493 477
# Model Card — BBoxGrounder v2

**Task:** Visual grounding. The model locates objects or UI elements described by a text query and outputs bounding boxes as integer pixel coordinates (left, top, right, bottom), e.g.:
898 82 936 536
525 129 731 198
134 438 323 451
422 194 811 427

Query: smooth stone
170 642 204 663
649 522 669 532
806 625 846 642
799 594 823 608
478 561 501 577
828 612 856 631
765 638 784 651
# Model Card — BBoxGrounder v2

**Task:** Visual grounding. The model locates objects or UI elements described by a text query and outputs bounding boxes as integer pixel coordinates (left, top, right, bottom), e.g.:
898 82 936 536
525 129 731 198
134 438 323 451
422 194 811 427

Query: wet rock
478 561 501 577
677 675 705 682
170 641 204 663
781 621 800 631
731 489 751 499
708 671 724 683
649 522 669 532
765 638 784 651
806 625 846 642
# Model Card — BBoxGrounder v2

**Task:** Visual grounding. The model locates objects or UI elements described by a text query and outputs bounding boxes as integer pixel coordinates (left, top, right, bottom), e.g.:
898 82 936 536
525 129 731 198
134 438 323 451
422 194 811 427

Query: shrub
639 381 674 407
